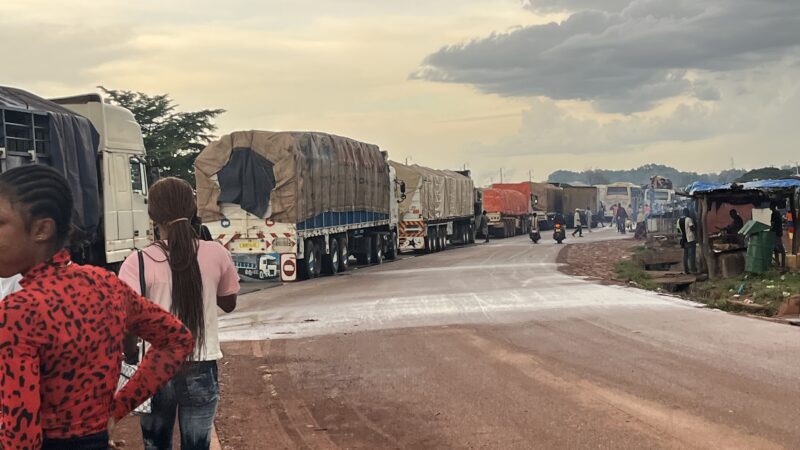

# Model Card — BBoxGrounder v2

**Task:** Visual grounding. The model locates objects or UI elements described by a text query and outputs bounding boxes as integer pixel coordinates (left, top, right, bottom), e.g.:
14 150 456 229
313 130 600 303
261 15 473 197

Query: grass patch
614 260 657 290
689 270 800 316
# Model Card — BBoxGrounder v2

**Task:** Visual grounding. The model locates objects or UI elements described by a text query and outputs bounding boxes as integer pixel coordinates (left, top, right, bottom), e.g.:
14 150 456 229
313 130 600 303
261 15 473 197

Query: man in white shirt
0 274 22 299
678 208 697 274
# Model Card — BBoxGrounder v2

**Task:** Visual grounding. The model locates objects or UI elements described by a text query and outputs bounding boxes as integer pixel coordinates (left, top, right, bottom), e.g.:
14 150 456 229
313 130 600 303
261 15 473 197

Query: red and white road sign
281 254 297 281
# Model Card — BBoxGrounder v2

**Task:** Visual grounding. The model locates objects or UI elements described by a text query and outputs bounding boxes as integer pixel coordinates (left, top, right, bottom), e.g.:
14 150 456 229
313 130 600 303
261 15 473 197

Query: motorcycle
530 229 541 243
553 223 566 244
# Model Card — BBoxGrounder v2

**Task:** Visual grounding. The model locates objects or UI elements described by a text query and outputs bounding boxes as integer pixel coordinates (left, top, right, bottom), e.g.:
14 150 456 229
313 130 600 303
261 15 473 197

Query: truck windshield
606 187 629 196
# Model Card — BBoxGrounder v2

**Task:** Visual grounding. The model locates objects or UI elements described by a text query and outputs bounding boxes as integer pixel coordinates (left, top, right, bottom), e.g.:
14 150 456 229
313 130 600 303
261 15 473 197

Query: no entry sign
281 254 297 281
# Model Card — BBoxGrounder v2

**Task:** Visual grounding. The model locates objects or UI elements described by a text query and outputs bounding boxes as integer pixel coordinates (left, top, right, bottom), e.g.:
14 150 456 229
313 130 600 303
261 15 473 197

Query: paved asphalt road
217 229 800 449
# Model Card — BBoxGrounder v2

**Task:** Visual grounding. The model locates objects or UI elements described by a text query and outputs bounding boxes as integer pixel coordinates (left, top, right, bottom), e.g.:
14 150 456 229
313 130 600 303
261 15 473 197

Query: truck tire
386 232 398 260
337 236 350 272
371 234 383 264
425 230 434 254
440 228 447 251
301 239 320 279
468 224 476 243
432 228 440 252
322 239 340 275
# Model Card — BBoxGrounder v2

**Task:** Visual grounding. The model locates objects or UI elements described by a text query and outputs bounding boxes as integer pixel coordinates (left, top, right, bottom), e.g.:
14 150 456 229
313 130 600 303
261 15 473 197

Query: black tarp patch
218 148 276 219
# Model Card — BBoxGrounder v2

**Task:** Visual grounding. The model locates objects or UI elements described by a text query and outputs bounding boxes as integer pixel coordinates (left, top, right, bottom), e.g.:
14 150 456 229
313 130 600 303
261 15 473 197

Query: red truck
483 187 532 238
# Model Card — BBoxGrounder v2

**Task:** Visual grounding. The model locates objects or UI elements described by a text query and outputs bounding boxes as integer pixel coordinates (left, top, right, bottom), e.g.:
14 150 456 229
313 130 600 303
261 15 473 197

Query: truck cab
50 94 151 266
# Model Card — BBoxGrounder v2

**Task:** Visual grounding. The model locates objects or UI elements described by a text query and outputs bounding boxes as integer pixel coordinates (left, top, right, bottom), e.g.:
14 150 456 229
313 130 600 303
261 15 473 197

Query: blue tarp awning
686 179 800 196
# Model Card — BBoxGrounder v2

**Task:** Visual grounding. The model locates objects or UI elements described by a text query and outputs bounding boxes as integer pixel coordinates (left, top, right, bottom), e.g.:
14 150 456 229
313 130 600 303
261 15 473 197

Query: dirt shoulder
557 238 639 285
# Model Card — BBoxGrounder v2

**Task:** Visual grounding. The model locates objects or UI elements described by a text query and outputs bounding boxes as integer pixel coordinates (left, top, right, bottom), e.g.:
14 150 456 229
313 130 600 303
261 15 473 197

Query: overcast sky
3 0 800 185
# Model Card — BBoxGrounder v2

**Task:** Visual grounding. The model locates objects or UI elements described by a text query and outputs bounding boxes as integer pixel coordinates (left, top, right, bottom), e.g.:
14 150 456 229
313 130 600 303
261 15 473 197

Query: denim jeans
141 360 219 450
683 242 697 273
42 431 109 450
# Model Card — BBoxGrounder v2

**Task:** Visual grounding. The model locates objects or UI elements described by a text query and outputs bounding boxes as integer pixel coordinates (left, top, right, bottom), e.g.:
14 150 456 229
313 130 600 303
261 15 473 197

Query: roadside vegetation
614 253 800 317
690 271 800 316
613 260 657 290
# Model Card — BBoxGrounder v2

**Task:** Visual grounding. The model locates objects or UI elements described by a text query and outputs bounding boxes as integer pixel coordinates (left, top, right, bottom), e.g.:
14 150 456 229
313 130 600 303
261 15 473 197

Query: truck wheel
432 228 440 252
386 232 398 260
301 239 320 279
468 224 476 243
322 239 340 275
425 231 434 254
337 236 350 272
440 228 447 251
371 234 384 264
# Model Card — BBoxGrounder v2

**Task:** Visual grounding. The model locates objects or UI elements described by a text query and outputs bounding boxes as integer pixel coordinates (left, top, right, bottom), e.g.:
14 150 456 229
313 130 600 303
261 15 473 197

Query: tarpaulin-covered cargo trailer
196 130 400 281
390 161 475 253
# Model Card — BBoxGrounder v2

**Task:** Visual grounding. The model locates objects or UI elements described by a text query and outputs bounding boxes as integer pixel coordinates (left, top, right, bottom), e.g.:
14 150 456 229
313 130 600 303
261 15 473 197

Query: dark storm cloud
413 0 800 112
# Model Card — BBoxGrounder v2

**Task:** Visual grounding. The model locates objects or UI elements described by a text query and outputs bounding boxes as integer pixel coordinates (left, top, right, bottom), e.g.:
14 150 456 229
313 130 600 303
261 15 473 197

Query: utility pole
529 170 533 182
500 168 504 184
405 156 413 165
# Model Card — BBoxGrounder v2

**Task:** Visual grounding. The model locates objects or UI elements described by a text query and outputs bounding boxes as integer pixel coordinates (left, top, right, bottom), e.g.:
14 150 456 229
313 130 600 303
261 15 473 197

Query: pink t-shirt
119 240 240 361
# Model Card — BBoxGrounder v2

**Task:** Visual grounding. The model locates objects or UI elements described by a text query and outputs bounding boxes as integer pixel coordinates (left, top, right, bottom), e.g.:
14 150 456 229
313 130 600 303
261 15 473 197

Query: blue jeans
141 361 219 450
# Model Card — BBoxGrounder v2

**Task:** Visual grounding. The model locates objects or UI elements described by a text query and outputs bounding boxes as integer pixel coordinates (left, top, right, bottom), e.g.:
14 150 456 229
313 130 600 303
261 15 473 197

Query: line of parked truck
0 86 680 285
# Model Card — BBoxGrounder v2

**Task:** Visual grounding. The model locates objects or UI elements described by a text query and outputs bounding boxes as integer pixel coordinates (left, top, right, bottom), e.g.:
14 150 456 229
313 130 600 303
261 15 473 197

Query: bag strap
136 250 147 360
137 250 146 296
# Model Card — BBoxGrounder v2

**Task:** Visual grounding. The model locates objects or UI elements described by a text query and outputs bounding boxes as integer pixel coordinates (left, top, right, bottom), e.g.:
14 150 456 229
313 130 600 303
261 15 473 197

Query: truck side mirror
400 181 406 194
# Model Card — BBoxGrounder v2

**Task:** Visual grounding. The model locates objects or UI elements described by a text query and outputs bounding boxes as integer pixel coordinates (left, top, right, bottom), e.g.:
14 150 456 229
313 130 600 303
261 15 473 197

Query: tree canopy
548 164 748 189
99 87 224 184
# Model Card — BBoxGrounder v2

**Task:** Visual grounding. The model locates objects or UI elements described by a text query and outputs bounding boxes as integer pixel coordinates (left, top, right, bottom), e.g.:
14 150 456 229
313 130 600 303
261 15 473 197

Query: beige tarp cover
390 162 474 220
196 131 389 224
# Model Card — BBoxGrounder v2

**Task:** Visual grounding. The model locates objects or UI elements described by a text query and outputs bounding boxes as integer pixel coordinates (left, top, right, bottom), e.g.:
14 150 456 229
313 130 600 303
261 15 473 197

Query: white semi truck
0 87 151 269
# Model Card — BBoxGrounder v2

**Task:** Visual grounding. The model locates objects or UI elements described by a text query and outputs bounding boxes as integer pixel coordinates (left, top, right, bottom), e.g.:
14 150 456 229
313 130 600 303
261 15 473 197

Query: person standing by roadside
771 202 786 269
119 177 240 450
598 203 606 227
480 210 490 243
616 204 628 234
0 165 194 450
678 208 697 274
585 206 593 233
572 208 583 237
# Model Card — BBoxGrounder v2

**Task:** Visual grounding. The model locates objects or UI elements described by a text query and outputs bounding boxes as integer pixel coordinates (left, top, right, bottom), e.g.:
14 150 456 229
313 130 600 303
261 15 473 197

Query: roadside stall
684 179 800 279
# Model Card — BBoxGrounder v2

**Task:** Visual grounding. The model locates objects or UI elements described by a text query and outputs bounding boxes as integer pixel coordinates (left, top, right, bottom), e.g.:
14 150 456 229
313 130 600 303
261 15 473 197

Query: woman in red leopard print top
0 165 194 449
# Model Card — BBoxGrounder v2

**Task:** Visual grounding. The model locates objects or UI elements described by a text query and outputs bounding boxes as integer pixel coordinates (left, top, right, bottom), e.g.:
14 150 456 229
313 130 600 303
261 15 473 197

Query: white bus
600 183 643 221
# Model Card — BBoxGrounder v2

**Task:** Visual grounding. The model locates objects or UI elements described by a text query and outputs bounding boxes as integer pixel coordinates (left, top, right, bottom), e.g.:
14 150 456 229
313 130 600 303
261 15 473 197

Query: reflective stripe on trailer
400 221 426 237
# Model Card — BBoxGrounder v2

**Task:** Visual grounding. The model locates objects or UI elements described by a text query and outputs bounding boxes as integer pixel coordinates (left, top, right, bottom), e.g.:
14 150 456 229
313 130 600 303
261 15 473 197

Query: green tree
99 87 224 184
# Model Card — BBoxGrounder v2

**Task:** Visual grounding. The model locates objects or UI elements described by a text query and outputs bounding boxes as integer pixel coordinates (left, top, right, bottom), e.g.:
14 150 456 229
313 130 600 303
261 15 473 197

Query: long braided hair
0 165 73 249
148 177 205 356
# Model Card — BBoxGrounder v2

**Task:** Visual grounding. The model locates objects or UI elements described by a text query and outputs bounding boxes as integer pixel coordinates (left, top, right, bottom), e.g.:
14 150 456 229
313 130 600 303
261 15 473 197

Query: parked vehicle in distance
483 187 531 238
601 182 643 221
390 162 475 253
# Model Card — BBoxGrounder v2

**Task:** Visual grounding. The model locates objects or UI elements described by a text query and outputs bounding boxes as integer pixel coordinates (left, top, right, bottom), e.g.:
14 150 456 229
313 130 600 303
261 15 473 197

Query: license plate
236 240 261 250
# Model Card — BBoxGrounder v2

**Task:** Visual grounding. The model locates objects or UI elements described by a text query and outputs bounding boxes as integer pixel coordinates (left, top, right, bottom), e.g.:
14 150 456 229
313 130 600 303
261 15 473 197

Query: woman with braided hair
0 165 194 450
119 177 239 450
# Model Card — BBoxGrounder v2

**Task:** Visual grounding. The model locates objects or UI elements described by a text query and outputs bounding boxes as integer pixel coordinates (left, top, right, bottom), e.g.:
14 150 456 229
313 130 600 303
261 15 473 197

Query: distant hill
735 167 793 182
547 164 748 189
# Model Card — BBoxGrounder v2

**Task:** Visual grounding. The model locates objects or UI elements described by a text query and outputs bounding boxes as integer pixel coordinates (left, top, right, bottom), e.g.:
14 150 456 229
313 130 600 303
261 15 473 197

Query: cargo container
483 187 531 237
493 182 561 230
560 185 599 228
196 131 404 281
390 162 475 253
